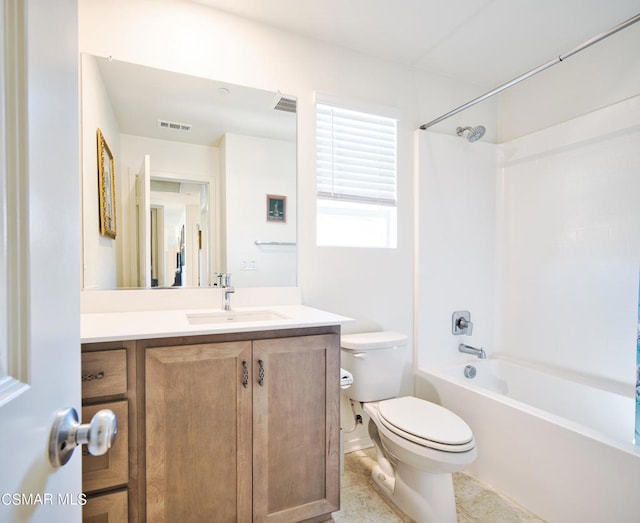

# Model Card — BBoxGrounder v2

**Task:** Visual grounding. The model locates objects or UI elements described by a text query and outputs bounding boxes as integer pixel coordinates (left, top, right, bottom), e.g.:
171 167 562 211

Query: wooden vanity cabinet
80 341 137 522
138 326 341 523
82 326 340 522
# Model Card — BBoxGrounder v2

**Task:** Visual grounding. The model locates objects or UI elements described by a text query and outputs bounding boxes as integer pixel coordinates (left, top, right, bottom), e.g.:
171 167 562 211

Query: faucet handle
216 273 233 287
452 311 473 335
459 318 473 336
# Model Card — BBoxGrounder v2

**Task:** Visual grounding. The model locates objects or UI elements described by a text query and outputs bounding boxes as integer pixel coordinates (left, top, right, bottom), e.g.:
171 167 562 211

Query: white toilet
341 331 477 523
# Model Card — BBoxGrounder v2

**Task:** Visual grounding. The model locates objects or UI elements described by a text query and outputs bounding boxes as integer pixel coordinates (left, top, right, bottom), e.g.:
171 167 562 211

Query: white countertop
81 304 352 343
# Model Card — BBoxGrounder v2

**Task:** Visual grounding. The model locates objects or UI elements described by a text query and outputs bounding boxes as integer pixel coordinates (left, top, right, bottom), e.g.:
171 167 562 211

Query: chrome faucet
220 273 234 311
452 311 473 335
458 343 486 359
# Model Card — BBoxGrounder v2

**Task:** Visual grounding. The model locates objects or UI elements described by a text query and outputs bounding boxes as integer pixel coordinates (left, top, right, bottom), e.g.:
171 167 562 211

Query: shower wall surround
499 94 640 387
415 132 498 367
418 94 640 416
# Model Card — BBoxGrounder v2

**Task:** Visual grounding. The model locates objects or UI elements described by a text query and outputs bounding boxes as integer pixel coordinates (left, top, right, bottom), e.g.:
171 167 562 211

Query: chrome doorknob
48 407 117 468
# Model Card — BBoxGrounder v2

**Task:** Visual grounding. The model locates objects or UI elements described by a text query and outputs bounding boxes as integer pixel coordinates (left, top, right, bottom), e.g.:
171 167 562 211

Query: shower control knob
452 311 473 335
457 317 473 335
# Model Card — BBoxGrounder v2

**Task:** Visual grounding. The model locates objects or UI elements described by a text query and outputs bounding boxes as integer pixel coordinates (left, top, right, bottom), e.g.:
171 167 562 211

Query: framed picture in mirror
97 128 116 239
266 194 286 222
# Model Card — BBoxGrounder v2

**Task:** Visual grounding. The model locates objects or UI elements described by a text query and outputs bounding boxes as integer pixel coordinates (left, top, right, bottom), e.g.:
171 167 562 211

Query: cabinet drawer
82 400 128 493
82 350 127 399
83 489 128 522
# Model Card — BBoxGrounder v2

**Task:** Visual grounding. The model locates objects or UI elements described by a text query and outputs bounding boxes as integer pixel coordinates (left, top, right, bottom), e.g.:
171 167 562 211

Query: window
316 99 397 248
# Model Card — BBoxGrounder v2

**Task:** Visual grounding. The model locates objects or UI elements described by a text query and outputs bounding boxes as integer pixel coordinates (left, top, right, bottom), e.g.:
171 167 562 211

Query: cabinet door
253 334 340 522
145 341 252 523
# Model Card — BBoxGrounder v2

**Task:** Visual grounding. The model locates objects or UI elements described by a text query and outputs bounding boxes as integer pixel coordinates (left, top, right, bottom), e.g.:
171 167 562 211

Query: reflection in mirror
80 54 297 290
149 179 209 288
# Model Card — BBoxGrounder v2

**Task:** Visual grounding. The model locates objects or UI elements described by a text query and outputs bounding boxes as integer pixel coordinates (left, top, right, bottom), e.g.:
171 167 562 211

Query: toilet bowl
341 332 477 523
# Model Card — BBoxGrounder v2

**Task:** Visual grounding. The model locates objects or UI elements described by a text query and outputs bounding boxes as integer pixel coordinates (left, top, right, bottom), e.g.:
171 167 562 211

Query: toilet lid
341 331 408 350
377 396 474 449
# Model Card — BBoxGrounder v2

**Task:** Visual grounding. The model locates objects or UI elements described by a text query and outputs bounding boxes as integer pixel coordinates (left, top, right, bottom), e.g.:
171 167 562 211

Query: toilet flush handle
352 352 368 359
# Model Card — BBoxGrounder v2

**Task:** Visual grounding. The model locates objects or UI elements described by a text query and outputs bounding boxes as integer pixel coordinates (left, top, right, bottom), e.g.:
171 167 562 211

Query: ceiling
193 0 640 88
93 56 296 146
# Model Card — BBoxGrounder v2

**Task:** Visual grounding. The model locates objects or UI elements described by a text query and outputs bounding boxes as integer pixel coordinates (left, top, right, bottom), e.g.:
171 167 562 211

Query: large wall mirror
81 54 297 290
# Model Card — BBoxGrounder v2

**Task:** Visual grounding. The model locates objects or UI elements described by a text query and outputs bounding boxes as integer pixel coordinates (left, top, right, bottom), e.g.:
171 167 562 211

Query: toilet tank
340 331 408 402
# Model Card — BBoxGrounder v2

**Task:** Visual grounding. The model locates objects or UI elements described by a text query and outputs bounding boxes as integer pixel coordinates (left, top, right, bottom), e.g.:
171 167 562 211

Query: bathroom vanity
80 305 346 522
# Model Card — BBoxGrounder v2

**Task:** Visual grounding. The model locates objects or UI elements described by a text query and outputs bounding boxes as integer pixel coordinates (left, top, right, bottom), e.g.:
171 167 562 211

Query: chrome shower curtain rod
419 12 640 130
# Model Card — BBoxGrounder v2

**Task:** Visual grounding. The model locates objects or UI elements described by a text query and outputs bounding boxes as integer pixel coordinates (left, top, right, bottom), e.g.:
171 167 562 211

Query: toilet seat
377 396 475 453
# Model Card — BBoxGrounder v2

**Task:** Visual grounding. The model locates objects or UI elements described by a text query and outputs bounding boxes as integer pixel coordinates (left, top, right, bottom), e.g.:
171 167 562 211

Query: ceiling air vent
274 96 297 113
158 119 192 132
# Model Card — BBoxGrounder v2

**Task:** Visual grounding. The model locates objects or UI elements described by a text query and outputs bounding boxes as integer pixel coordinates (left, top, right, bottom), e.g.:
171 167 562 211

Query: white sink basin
186 310 289 325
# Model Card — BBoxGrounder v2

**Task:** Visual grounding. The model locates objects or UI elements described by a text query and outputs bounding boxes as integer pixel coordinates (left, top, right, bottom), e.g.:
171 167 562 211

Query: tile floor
333 448 546 523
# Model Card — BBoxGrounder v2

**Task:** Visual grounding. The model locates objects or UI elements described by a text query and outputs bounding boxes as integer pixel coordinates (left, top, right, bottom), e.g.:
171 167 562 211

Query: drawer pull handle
242 361 249 388
82 371 105 382
258 359 265 387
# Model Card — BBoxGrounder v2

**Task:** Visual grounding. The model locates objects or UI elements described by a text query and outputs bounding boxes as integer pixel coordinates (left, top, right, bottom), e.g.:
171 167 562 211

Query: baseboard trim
343 436 373 454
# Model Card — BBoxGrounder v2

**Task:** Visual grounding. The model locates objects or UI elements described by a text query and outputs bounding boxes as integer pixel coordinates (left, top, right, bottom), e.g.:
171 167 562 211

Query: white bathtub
416 356 640 523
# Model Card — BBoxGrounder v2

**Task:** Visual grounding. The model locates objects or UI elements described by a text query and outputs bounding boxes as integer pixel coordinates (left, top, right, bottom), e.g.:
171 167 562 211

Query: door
253 334 341 522
150 206 165 286
136 154 151 287
0 1 82 522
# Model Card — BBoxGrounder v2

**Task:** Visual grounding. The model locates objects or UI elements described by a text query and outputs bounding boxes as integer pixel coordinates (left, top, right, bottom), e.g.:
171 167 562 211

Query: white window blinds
316 103 397 206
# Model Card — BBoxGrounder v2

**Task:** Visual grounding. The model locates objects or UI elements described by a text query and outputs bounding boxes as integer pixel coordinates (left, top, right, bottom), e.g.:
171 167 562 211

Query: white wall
499 95 640 386
120 135 219 183
415 133 498 368
222 133 296 287
81 53 120 289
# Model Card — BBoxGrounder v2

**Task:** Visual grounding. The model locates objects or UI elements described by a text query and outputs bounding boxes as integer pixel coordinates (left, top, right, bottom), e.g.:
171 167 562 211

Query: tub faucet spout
458 343 486 359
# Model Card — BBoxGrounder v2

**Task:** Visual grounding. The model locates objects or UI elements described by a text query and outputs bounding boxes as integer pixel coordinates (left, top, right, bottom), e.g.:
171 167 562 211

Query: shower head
456 125 486 142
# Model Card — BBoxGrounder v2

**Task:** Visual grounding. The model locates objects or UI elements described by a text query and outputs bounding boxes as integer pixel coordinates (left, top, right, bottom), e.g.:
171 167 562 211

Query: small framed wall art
97 128 116 239
266 194 286 222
